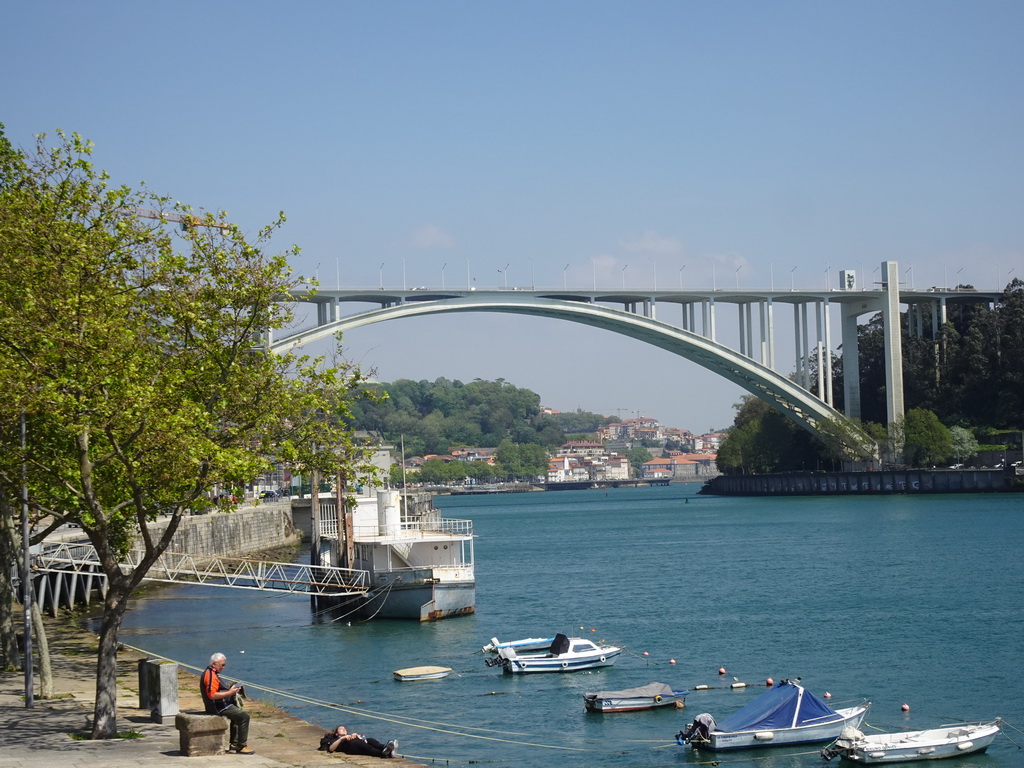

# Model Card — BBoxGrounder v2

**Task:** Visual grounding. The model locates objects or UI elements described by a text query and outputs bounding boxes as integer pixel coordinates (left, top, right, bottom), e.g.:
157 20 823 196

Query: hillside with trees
351 377 617 457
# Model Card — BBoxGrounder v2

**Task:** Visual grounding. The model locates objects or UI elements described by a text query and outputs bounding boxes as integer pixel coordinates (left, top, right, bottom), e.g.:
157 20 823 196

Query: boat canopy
549 633 571 655
716 682 840 733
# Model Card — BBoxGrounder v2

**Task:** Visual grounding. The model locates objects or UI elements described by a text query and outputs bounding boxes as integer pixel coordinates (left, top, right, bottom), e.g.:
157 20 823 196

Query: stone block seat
175 712 229 756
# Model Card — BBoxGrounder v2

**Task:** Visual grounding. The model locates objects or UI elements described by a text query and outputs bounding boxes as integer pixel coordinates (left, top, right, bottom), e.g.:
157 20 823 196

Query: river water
115 485 1024 767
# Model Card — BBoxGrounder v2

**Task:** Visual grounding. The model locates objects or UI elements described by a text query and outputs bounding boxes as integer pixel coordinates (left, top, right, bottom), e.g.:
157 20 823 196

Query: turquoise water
116 485 1024 767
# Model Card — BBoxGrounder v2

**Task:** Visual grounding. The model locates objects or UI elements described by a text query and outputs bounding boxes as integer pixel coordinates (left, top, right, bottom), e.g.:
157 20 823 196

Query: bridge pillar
882 260 905 426
841 307 862 421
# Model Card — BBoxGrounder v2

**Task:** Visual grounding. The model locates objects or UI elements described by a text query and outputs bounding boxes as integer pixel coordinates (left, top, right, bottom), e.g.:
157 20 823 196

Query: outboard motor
676 712 716 745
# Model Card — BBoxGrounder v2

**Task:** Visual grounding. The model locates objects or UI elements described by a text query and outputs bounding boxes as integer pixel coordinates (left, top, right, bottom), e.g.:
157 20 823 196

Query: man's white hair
210 652 227 664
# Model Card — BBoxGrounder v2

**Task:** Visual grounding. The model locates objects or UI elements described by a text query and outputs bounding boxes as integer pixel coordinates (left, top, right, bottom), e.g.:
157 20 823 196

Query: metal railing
35 542 369 596
318 516 473 539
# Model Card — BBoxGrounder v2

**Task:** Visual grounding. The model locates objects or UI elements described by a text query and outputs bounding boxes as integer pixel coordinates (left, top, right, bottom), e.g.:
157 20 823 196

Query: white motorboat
584 682 688 712
821 720 1002 763
490 633 621 674
677 680 871 751
481 636 554 654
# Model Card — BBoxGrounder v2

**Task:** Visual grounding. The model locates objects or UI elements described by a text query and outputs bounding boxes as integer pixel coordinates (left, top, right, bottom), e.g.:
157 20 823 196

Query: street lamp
621 264 629 289
735 265 742 289
790 266 797 291
563 263 569 290
379 262 384 290
501 263 509 290
651 257 657 291
678 265 686 289
402 257 407 291
955 267 963 288
441 262 447 290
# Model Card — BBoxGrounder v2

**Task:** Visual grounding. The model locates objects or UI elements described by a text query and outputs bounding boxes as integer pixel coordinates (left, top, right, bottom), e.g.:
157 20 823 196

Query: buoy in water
824 692 831 699
766 677 774 686
902 703 910 711
719 667 726 675
643 651 649 656
669 659 676 665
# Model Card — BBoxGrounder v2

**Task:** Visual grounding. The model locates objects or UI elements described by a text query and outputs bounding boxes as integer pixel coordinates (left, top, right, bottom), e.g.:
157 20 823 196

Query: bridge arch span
271 294 875 459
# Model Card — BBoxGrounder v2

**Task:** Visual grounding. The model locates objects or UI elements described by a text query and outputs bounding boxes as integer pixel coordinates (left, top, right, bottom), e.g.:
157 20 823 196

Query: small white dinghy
393 665 452 681
821 719 1002 763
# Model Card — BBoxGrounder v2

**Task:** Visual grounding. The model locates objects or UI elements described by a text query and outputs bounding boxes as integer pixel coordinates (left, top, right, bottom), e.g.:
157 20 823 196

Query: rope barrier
122 643 630 755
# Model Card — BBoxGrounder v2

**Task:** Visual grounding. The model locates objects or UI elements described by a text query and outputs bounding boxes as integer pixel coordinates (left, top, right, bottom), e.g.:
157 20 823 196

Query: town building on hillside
557 440 604 458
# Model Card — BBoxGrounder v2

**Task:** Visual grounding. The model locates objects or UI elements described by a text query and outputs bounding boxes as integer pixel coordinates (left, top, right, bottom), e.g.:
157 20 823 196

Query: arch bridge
269 261 998 460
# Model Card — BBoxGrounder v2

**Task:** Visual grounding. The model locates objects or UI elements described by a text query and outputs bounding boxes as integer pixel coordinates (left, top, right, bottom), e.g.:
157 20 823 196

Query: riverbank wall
702 467 1022 496
145 501 300 556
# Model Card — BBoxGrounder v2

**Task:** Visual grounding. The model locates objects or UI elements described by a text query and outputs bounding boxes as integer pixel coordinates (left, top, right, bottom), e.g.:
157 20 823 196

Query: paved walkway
0 626 417 768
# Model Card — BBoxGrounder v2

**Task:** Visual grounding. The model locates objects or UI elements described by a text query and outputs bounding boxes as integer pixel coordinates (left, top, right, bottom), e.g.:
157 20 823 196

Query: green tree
949 426 979 464
624 447 652 476
902 408 953 467
0 129 372 738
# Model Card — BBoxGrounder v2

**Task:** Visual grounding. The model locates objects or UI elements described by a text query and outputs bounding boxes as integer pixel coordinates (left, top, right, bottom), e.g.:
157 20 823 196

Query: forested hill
349 377 616 457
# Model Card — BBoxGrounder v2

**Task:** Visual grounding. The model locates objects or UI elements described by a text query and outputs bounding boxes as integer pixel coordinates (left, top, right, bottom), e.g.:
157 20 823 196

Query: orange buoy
766 677 774 686
719 667 726 675
901 703 910 711
642 651 649 656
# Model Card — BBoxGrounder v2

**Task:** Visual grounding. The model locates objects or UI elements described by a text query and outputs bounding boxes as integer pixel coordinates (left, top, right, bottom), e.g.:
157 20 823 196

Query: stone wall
146 501 299 556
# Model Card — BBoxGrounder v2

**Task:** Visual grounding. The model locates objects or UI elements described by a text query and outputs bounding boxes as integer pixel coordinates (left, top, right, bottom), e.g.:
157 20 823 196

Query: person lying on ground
318 725 398 758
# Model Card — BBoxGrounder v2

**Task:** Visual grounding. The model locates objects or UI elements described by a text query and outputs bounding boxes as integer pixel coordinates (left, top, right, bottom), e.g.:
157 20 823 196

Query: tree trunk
30 601 52 698
0 501 23 670
90 586 129 739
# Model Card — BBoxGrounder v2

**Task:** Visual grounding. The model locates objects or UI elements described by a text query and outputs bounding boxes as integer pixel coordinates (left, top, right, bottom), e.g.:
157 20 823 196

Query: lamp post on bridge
441 262 446 290
379 262 384 290
790 266 797 291
563 263 569 290
621 264 628 289
679 265 686 289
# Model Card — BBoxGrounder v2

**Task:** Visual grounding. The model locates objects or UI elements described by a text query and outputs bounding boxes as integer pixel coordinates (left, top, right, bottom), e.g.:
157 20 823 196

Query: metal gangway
31 542 369 612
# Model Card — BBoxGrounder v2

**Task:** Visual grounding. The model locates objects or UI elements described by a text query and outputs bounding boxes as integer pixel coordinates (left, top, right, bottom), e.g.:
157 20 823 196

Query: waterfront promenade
0 623 418 768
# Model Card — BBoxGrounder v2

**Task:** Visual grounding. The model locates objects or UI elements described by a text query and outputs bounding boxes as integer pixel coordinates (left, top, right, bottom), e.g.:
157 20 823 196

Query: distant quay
702 467 1023 496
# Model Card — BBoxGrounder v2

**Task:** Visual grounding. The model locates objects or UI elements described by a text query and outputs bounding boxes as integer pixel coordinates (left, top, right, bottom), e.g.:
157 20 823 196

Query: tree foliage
0 128 372 736
352 377 601 454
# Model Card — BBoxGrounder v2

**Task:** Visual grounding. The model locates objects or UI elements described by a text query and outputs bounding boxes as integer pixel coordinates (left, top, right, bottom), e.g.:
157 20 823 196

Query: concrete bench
174 713 229 756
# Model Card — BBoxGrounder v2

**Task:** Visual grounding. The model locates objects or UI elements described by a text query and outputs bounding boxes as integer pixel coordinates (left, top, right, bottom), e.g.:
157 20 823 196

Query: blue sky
4 1 1022 431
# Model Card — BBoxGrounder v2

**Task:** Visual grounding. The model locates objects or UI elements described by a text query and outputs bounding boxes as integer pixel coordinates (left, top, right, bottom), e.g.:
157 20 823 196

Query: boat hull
357 580 475 621
707 704 871 751
585 694 685 712
503 651 619 673
830 722 1000 763
393 666 452 681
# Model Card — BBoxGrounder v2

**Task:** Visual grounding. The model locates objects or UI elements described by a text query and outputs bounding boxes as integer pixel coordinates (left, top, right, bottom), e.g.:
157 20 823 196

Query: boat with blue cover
677 679 871 751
